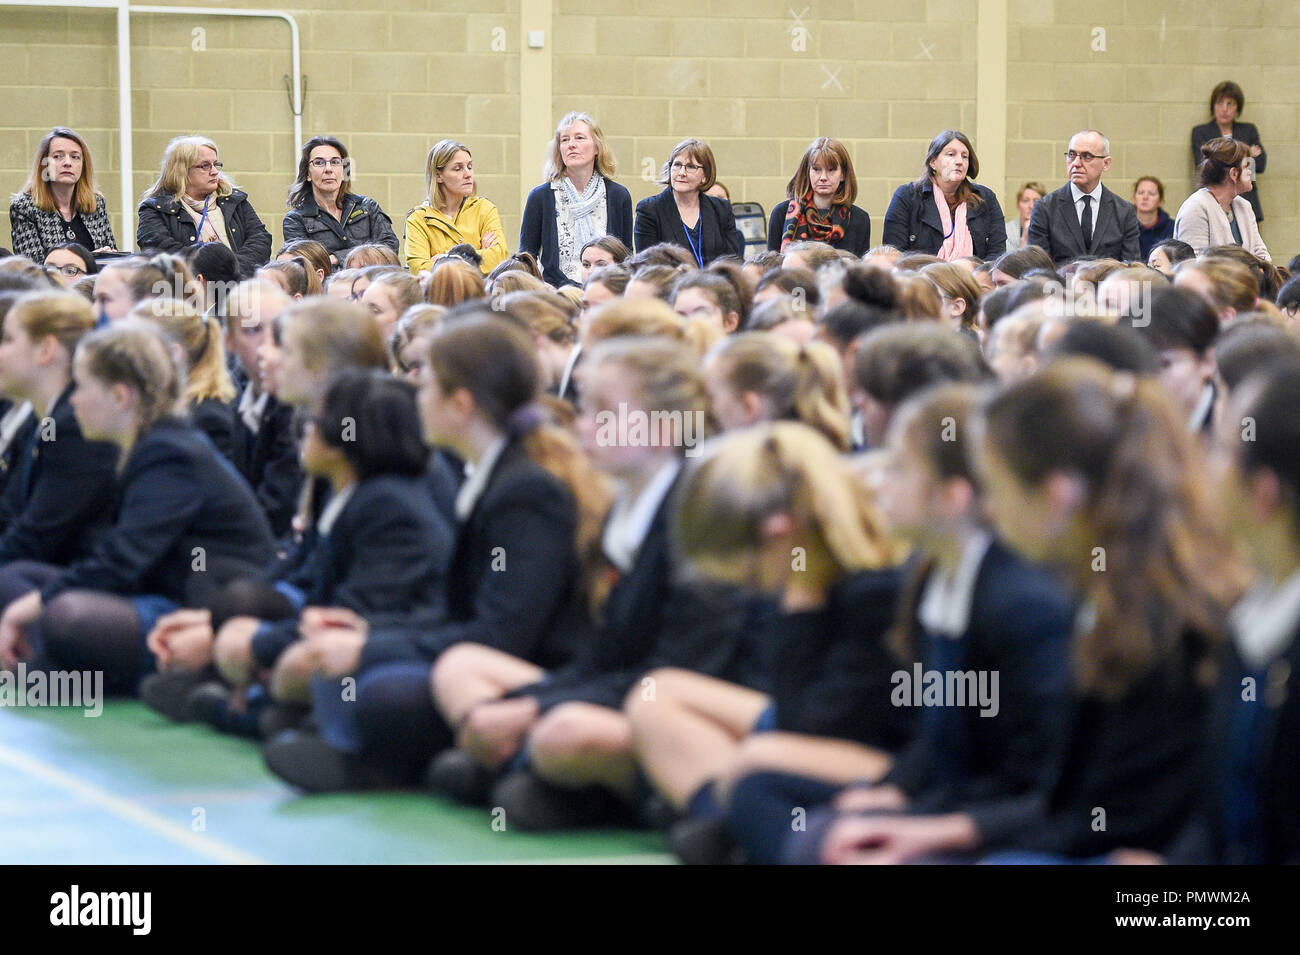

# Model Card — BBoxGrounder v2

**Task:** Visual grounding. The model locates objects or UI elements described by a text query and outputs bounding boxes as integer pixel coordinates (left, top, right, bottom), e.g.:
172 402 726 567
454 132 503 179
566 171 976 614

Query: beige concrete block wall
1 1 1296 262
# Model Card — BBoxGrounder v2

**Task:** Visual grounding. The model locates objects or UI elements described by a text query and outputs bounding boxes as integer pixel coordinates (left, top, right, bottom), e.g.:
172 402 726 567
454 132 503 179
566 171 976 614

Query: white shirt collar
454 436 508 522
317 483 356 536
1188 380 1215 433
917 531 993 638
1070 181 1105 206
1231 568 1300 670
601 459 682 573
0 401 33 455
237 384 269 434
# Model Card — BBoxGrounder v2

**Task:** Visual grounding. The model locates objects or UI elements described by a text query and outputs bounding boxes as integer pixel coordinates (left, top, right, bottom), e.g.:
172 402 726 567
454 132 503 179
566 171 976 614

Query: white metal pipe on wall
1 0 303 250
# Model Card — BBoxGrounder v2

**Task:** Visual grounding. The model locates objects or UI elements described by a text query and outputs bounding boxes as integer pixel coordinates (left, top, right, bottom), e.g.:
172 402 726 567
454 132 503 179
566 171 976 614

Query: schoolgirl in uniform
261 314 609 790
429 336 766 829
0 322 275 692
0 293 118 576
726 385 1074 864
815 358 1246 863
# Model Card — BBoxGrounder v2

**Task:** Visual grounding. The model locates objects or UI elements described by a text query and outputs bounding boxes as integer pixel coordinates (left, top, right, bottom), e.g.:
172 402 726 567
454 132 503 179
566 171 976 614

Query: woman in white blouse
1174 136 1269 262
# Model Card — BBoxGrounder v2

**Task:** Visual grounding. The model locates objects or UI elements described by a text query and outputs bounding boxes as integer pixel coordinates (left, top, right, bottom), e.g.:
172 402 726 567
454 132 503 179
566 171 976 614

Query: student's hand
299 606 369 642
820 813 976 865
480 231 498 250
833 783 908 813
1249 144 1262 158
213 616 261 686
459 697 539 769
302 616 366 678
0 591 42 669
147 608 213 671
92 246 115 254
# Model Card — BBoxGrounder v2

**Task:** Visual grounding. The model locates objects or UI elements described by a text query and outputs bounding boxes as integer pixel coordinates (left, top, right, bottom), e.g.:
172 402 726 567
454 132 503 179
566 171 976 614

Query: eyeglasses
1064 151 1106 163
192 161 224 172
51 264 86 277
671 161 704 173
310 158 345 168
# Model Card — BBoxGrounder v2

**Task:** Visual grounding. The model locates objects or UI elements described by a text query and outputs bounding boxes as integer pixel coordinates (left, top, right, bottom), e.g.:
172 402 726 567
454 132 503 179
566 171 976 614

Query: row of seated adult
5 114 1271 286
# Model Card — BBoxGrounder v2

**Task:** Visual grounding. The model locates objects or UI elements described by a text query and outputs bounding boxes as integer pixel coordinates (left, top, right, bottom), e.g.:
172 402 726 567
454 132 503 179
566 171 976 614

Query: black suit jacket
1027 183 1141 266
249 474 453 668
41 418 276 607
881 181 1006 259
359 438 592 672
1191 121 1265 222
634 188 742 263
229 392 300 539
521 475 767 713
0 386 118 566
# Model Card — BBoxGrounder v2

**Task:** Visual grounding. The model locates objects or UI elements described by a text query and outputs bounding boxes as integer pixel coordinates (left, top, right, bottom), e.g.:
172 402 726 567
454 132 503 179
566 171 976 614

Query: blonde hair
585 335 714 451
709 333 851 450
1176 257 1258 315
142 136 234 201
583 298 684 344
423 139 474 210
675 421 904 586
895 273 944 321
19 127 100 215
7 291 96 361
129 297 236 403
76 320 183 441
542 112 617 182
426 261 486 307
279 298 389 378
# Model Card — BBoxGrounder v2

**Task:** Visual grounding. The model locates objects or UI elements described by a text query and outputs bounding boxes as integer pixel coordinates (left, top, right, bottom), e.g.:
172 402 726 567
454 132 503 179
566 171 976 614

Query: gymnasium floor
0 702 673 864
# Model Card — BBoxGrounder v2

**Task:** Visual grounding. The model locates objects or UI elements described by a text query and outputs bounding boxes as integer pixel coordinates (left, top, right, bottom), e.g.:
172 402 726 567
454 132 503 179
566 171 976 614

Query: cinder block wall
2 1 1296 262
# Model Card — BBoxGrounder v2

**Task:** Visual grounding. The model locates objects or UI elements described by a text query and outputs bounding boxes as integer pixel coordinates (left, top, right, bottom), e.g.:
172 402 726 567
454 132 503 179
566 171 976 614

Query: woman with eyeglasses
1174 137 1270 262
9 127 118 264
137 136 272 280
282 136 399 268
634 139 742 267
43 243 98 286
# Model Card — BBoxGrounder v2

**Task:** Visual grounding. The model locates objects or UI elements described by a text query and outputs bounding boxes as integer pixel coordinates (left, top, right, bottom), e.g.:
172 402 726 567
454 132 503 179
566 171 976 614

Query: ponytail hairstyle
980 357 1247 697
7 291 97 366
313 369 428 480
278 239 333 287
674 420 904 589
129 296 237 403
427 315 613 598
707 332 851 450
76 320 183 448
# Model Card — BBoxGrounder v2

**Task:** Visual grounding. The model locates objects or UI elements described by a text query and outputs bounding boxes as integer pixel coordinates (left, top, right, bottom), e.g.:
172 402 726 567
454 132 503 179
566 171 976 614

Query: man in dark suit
1028 130 1141 266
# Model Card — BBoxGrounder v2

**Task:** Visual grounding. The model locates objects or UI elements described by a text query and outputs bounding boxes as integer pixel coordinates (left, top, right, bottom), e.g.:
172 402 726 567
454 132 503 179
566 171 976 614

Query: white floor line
0 742 267 865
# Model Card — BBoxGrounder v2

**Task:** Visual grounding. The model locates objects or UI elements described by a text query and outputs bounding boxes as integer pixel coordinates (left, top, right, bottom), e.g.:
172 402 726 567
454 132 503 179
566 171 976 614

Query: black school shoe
185 682 308 740
668 817 747 865
425 749 497 805
489 770 637 831
262 729 406 793
140 669 214 722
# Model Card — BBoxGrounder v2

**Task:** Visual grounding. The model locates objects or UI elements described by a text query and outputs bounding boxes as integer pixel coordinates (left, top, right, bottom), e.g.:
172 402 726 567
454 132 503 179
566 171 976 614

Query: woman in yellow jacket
405 139 509 276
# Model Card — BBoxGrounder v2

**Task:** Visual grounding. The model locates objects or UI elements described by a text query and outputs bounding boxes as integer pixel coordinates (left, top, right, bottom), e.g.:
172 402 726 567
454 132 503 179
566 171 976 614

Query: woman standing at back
519 113 633 288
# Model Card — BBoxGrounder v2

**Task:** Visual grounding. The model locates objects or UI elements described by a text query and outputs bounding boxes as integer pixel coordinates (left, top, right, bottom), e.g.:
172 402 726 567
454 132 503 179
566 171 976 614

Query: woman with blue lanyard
137 136 272 280
634 139 743 268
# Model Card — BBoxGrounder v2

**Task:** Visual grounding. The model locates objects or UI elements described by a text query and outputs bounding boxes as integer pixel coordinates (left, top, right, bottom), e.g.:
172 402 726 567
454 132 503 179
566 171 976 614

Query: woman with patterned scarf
767 138 870 257
519 112 634 288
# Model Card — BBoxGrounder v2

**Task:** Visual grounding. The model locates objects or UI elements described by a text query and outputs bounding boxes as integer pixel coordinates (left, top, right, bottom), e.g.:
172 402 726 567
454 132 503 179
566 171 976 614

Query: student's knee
431 642 487 696
623 667 689 715
530 704 628 765
269 642 315 702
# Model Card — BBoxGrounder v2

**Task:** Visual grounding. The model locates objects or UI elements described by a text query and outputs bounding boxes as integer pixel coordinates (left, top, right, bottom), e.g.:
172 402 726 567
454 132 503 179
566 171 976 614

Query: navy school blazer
358 438 592 672
248 474 454 669
634 188 744 264
0 386 118 566
229 393 301 540
40 418 276 607
519 473 771 714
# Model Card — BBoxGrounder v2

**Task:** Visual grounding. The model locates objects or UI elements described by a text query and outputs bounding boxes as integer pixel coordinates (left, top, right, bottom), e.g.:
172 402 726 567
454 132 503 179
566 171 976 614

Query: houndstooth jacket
8 192 118 262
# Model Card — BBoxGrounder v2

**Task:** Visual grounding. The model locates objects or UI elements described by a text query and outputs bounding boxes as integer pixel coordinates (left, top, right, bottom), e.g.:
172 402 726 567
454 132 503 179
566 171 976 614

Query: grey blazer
1027 183 1141 266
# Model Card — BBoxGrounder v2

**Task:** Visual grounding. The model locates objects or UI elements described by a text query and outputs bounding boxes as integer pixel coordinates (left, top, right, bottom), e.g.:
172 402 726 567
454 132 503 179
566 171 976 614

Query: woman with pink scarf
882 130 1006 262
